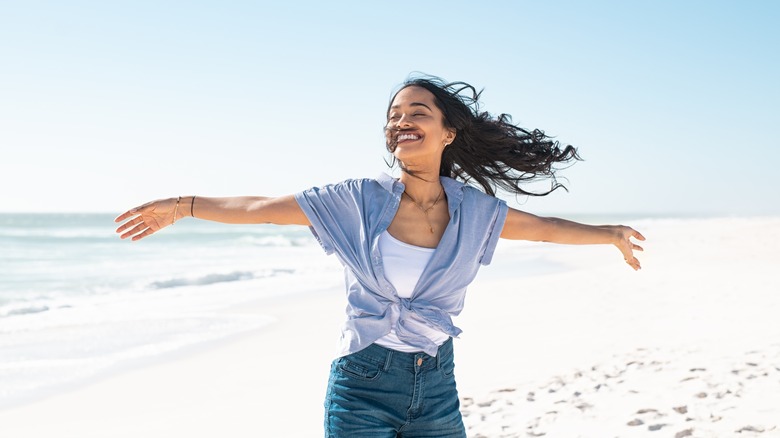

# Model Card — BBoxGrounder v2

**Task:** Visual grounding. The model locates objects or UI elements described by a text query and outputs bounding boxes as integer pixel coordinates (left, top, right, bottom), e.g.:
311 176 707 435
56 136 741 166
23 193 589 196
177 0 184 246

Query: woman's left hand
614 226 645 270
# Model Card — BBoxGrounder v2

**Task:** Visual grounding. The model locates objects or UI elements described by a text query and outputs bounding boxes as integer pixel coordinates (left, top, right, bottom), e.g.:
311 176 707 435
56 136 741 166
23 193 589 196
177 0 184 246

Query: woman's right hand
114 197 185 241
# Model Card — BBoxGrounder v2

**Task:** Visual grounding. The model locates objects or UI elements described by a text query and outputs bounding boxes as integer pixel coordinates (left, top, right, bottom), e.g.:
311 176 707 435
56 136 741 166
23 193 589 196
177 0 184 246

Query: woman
115 75 644 437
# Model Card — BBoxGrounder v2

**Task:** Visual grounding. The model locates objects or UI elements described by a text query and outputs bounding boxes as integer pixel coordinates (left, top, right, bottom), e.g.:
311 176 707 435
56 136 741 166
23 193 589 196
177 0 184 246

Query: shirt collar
376 172 399 195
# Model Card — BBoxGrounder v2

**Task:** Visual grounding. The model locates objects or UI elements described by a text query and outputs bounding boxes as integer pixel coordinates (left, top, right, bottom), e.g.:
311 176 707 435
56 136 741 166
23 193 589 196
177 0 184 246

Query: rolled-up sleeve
478 198 508 266
294 180 365 256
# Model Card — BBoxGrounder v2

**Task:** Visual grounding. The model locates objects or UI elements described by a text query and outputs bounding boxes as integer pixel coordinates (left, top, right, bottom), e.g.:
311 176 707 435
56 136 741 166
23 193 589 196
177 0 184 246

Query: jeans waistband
354 337 453 372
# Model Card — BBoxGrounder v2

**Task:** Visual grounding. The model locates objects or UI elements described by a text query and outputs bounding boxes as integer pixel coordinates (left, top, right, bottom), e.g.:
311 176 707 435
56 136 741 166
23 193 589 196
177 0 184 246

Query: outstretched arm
115 195 310 241
500 207 645 270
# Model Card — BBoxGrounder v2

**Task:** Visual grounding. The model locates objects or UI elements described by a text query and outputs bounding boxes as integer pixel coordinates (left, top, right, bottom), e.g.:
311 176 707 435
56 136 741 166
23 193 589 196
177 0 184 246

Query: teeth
398 133 420 141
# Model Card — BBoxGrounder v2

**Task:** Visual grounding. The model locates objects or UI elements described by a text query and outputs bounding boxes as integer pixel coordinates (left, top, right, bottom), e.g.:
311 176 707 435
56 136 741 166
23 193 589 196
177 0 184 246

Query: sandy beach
2 216 779 437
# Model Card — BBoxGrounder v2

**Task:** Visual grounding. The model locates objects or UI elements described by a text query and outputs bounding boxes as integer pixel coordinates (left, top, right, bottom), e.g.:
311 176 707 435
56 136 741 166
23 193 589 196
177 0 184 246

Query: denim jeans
323 337 466 437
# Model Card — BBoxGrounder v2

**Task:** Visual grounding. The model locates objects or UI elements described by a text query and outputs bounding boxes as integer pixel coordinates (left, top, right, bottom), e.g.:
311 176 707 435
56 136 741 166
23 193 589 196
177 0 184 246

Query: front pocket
337 354 383 381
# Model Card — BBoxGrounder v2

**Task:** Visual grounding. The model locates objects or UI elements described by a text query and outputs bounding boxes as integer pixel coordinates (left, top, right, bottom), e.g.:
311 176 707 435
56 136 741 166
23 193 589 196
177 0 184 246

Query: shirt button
417 358 423 366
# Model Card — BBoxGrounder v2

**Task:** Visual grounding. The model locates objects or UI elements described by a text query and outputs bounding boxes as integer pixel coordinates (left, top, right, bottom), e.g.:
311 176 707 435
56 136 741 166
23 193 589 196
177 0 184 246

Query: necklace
402 187 444 234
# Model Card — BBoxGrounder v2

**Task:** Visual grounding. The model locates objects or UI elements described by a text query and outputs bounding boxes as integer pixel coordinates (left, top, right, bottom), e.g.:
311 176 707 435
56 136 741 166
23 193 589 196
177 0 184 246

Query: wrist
174 196 196 222
608 225 624 245
171 196 182 225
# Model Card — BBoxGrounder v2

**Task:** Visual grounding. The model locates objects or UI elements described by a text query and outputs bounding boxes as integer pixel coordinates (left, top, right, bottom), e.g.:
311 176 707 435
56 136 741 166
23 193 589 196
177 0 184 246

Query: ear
445 129 456 145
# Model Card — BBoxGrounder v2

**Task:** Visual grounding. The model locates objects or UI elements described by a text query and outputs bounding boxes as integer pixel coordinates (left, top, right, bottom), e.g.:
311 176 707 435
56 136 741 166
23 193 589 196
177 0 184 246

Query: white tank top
374 231 450 352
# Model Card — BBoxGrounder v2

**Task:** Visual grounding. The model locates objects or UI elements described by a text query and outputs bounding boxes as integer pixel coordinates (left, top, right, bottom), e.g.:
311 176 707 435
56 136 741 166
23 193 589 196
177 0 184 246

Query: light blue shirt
295 173 508 357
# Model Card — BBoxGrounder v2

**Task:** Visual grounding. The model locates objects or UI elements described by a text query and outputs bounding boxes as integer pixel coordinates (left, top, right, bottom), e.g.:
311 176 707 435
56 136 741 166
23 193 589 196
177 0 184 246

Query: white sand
456 217 780 437
2 217 779 437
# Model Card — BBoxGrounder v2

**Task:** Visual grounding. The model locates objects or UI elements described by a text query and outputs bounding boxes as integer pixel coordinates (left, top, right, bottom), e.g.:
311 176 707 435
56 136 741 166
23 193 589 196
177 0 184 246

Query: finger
115 216 142 234
632 230 646 241
119 226 141 240
631 244 644 252
620 241 635 259
115 208 140 223
131 226 156 241
625 256 641 271
120 222 148 240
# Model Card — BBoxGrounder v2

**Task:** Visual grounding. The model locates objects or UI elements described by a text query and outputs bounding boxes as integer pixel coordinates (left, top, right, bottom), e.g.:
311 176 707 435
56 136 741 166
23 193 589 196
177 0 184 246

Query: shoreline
2 216 779 437
0 285 346 437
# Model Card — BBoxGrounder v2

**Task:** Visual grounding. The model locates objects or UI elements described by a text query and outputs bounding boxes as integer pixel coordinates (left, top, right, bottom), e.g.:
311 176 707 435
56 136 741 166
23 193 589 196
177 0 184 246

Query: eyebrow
389 102 432 111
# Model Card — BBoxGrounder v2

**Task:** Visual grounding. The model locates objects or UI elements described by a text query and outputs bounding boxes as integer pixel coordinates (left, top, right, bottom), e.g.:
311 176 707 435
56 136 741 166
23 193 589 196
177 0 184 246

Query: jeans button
416 358 423 366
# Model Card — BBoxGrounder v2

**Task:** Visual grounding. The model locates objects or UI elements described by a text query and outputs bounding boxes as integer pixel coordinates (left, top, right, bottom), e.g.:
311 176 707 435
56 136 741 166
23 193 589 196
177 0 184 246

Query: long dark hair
386 75 581 197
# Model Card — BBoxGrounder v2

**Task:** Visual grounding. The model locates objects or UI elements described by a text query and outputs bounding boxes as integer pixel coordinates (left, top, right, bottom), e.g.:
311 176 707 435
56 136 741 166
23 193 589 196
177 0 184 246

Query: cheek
384 128 397 152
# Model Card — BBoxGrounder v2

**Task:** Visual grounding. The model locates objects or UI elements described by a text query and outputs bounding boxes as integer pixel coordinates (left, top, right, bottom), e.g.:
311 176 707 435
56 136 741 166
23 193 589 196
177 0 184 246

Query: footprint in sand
674 429 694 438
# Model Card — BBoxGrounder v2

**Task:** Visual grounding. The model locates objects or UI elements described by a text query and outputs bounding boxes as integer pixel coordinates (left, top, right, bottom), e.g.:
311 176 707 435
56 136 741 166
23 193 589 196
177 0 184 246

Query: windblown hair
386 75 581 197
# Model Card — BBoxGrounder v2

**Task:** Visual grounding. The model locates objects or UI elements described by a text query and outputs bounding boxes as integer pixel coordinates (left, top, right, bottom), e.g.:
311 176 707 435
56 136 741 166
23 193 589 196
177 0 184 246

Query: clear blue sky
2 1 778 216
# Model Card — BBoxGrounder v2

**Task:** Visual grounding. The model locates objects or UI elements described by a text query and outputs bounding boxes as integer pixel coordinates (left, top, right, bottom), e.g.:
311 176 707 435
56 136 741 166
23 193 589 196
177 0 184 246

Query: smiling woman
387 88 455 169
385 77 581 198
115 73 645 437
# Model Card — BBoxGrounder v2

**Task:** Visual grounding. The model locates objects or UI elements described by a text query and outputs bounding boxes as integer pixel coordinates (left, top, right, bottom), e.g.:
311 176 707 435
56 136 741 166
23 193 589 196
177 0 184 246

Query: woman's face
386 86 455 167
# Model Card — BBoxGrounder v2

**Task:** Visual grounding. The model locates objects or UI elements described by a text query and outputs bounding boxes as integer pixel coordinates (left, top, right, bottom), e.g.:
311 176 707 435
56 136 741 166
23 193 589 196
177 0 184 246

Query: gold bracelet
172 196 181 225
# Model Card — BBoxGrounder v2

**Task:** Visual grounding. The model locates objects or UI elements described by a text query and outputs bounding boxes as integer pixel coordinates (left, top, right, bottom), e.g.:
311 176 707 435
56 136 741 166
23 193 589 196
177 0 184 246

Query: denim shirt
295 173 508 357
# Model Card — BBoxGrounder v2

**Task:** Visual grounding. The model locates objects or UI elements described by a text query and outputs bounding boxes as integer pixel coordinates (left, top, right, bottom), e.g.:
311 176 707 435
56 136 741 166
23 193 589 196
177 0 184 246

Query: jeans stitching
338 355 384 381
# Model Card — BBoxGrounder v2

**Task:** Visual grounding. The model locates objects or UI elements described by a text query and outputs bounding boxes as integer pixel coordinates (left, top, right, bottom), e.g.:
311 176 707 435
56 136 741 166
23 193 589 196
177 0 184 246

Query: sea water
0 211 665 409
0 213 342 409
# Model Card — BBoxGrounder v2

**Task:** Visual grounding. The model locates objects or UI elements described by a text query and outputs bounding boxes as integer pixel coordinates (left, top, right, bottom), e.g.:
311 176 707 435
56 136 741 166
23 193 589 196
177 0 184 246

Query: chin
394 145 435 162
393 151 422 166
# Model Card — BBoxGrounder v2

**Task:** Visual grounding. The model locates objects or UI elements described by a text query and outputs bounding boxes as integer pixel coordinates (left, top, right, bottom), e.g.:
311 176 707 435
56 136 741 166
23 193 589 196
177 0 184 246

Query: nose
395 114 412 128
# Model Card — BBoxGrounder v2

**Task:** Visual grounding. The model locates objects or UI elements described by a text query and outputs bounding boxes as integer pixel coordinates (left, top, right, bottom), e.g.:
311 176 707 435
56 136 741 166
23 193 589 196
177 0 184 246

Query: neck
399 171 443 204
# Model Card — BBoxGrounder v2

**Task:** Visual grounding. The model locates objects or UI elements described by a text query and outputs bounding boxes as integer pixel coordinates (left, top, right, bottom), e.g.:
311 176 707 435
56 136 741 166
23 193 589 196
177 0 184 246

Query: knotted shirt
295 173 508 357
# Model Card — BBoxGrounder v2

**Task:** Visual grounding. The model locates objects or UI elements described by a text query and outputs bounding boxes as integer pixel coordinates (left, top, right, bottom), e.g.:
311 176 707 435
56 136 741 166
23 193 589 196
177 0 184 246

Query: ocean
0 211 689 410
0 213 341 409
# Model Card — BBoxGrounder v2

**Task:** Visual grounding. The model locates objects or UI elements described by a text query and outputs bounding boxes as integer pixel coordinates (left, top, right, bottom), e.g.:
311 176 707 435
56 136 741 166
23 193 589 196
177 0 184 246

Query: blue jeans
323 338 466 437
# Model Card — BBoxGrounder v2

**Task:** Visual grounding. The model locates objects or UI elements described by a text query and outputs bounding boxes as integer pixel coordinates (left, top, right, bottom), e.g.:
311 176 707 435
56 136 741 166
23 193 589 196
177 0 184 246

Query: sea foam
0 213 337 409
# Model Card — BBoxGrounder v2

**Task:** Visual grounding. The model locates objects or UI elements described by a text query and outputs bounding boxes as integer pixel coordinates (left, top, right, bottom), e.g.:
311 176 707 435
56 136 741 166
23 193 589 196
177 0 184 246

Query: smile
397 133 421 142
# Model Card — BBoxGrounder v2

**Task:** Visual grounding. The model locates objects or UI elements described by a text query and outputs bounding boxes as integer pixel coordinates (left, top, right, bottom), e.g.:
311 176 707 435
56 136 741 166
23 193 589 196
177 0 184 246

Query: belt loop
437 342 445 369
383 348 393 371
437 337 452 369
